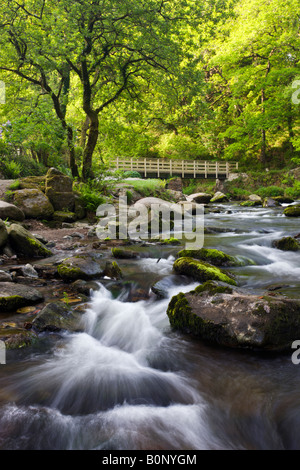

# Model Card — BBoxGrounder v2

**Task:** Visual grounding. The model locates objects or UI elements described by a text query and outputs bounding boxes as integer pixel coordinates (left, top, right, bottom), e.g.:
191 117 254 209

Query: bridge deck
111 158 238 179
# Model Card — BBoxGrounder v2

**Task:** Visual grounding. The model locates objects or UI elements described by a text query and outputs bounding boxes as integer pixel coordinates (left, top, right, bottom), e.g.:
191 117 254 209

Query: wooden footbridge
112 158 238 179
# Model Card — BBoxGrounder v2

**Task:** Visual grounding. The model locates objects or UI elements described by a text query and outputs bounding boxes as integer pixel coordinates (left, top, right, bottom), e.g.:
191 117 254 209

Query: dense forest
0 0 299 180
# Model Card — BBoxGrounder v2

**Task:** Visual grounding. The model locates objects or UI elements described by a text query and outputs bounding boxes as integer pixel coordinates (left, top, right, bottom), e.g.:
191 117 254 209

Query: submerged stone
32 301 83 332
272 237 300 251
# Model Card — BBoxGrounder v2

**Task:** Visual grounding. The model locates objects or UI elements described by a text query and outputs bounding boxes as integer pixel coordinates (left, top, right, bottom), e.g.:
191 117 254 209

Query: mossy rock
111 247 139 259
177 248 240 267
240 200 261 207
53 211 77 223
0 328 38 350
13 188 54 219
57 255 103 281
173 257 237 286
0 282 44 312
103 260 123 280
32 301 83 332
284 205 300 217
166 281 300 352
8 223 53 258
272 237 300 251
19 176 46 191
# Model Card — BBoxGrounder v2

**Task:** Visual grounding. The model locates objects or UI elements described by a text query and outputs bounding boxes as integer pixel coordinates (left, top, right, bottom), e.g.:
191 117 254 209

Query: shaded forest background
0 0 299 180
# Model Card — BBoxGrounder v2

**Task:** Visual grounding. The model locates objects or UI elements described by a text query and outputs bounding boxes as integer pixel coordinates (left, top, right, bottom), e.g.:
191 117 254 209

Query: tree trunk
82 112 99 181
67 126 79 178
260 89 266 166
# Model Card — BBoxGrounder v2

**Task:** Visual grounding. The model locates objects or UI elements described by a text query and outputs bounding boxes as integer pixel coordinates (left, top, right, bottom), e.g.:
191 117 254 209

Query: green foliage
8 180 21 190
255 186 285 198
1 160 22 179
123 171 142 179
123 179 166 198
285 181 300 199
74 181 107 212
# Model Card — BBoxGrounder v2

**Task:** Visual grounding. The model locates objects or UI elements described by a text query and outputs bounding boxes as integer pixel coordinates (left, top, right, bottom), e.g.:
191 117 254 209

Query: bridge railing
111 158 238 179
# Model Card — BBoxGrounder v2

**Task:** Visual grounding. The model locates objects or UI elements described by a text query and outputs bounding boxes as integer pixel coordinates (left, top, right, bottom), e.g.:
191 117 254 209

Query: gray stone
167 281 300 352
186 193 213 204
32 301 83 332
13 189 54 219
0 270 12 282
0 201 25 222
0 282 44 312
8 224 53 258
57 255 103 281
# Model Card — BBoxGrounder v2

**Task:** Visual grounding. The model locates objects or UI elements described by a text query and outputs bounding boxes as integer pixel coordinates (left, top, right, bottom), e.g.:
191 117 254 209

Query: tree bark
82 112 99 180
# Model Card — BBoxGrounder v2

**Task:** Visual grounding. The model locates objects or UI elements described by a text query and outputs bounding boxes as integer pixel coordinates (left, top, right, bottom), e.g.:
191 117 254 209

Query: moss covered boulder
32 301 83 332
13 188 54 219
284 205 300 217
53 211 77 223
272 236 300 251
0 327 38 350
57 255 103 281
173 257 237 285
103 260 123 280
8 224 53 258
210 192 229 203
0 282 44 312
167 281 300 352
177 248 240 267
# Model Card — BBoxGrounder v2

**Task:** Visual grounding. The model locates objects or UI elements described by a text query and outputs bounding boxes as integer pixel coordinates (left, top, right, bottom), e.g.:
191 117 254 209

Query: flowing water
1 203 300 450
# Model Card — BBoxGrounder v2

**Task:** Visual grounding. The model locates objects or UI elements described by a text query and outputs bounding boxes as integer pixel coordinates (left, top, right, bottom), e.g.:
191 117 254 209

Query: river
0 202 300 450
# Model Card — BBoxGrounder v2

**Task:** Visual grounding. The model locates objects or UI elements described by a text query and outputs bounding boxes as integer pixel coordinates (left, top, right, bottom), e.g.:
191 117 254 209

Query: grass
122 178 167 198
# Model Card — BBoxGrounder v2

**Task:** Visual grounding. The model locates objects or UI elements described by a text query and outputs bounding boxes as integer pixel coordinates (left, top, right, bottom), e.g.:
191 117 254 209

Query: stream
0 202 300 450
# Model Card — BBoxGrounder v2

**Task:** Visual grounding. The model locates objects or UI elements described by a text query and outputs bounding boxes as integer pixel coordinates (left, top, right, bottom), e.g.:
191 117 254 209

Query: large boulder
8 224 53 258
186 193 212 204
272 236 300 251
45 168 75 212
210 192 229 203
0 201 25 222
284 205 300 217
167 281 300 352
13 188 54 219
0 282 44 312
173 257 237 286
0 219 8 248
32 301 83 332
57 255 103 281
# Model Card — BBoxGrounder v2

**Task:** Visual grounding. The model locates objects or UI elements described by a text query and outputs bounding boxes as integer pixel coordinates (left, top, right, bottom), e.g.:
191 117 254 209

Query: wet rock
167 281 300 352
186 193 212 204
8 224 53 258
210 192 229 203
32 301 83 332
0 328 38 350
284 205 300 217
0 219 8 248
103 260 123 280
272 236 300 251
57 255 103 281
263 198 280 208
0 201 25 222
173 257 237 286
12 189 54 219
273 196 295 204
0 282 44 312
111 247 139 259
71 279 101 296
177 248 241 267
21 264 39 278
0 270 12 282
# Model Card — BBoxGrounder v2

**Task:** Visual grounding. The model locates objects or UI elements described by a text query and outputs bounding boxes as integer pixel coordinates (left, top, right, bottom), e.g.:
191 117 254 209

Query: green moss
240 200 261 207
57 264 83 280
0 295 26 311
192 281 234 296
272 237 300 251
173 257 237 286
283 205 300 217
26 236 53 257
161 238 181 245
177 248 238 267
